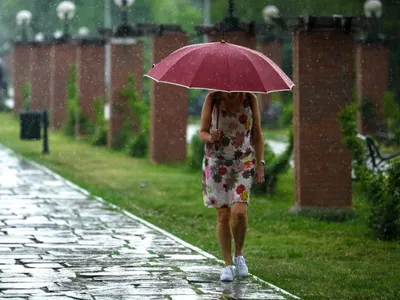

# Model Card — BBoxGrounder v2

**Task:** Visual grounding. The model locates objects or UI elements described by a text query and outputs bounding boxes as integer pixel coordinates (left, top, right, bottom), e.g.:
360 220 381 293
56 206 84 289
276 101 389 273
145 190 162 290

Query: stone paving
0 145 298 300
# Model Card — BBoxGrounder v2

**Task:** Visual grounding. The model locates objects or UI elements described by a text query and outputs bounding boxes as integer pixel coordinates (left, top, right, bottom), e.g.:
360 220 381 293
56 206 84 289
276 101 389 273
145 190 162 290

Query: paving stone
78 271 150 277
94 297 161 300
29 297 76 300
0 282 52 289
25 263 63 269
0 265 28 272
0 255 41 259
171 296 217 300
0 244 24 248
0 237 33 244
0 146 296 300
33 237 79 244
0 259 16 264
88 287 197 296
1 289 47 295
0 276 72 283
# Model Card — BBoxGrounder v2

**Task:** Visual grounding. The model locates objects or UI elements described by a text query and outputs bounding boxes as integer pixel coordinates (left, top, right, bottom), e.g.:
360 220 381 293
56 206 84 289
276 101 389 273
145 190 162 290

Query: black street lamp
262 5 281 43
223 0 240 31
16 10 32 42
34 32 45 43
362 0 384 43
195 0 255 38
78 27 90 38
113 0 137 37
56 1 76 39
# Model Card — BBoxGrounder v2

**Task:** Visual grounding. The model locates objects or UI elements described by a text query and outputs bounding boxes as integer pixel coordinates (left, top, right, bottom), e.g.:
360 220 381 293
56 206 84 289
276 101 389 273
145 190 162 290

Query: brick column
29 42 51 112
258 41 283 113
207 31 256 50
356 43 389 135
49 41 77 129
108 38 143 149
76 39 106 133
12 42 32 114
291 29 354 214
150 32 189 163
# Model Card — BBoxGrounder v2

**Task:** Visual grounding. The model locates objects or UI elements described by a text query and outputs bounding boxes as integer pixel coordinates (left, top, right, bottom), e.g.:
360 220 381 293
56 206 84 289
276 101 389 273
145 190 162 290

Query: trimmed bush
64 65 79 137
126 129 149 158
188 131 204 170
253 130 293 195
91 97 108 147
339 104 400 240
119 75 150 157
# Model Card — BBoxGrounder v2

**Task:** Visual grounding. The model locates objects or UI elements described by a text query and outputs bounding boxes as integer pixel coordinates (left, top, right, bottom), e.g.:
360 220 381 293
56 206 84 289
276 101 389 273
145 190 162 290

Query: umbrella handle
213 92 220 151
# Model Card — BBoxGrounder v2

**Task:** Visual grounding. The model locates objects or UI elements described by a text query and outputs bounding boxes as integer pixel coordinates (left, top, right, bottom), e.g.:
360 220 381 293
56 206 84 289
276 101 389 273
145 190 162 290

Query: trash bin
20 111 42 140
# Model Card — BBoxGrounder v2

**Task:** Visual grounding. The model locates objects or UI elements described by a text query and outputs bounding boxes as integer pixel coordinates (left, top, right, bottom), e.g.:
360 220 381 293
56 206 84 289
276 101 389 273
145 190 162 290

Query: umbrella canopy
145 41 294 94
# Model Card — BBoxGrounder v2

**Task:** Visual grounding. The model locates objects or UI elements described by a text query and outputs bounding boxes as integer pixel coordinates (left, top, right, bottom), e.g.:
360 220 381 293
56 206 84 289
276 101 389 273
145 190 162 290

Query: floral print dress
202 92 256 208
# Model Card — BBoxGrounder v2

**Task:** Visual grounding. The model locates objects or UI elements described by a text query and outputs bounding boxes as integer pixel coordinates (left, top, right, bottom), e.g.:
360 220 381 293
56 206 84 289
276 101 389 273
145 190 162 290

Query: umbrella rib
236 45 294 89
188 50 212 88
154 44 210 80
235 48 266 92
236 47 294 93
157 47 209 86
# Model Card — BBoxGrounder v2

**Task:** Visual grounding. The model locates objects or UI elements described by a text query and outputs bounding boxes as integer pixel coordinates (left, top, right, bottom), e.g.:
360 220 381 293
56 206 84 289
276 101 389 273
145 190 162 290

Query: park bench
356 133 400 174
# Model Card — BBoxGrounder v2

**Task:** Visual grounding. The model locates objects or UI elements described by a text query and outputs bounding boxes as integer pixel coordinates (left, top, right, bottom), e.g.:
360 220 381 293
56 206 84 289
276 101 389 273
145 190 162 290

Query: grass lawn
262 126 291 142
0 112 399 300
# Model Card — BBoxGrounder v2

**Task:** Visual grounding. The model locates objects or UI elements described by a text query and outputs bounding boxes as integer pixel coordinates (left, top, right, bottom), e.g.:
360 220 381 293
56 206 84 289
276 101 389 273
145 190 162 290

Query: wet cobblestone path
0 145 297 300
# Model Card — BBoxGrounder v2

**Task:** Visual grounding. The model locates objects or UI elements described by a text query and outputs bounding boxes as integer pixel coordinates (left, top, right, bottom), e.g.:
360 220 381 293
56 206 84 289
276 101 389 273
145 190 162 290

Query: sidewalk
0 145 298 300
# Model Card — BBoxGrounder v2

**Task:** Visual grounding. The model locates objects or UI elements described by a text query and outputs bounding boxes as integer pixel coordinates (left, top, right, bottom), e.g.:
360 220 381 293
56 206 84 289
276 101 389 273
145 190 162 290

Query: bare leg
231 203 248 258
217 207 233 266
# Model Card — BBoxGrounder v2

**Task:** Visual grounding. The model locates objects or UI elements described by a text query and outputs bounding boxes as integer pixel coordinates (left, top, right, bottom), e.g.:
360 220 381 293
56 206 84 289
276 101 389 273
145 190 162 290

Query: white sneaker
220 265 235 282
234 256 249 277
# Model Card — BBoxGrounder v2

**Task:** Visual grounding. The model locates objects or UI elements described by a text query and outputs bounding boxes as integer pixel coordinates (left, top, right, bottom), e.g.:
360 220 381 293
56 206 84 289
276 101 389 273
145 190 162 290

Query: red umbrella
145 41 294 94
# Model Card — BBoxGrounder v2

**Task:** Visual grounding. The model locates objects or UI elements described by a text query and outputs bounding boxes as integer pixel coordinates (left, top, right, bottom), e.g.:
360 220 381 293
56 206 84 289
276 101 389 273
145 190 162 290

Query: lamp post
113 0 135 37
356 0 388 135
263 5 279 25
223 0 240 31
54 30 63 39
16 10 32 42
363 0 384 43
262 5 280 43
56 1 76 39
34 32 45 43
78 27 90 38
364 0 383 18
257 5 283 115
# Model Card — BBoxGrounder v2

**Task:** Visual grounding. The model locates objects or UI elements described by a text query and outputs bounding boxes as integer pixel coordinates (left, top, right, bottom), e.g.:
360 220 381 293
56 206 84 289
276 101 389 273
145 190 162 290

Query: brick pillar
29 42 51 112
150 32 189 163
291 29 354 214
258 41 283 113
207 31 256 50
356 43 389 135
108 38 143 149
12 42 32 114
76 39 105 133
49 42 77 129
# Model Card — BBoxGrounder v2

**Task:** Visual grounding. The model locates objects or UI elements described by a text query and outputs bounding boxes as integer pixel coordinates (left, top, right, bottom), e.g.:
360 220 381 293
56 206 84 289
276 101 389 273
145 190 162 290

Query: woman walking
199 91 265 282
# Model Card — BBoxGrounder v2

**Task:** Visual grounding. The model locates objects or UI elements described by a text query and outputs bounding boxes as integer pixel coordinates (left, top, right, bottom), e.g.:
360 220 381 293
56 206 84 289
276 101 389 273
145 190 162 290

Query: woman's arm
199 93 221 143
250 94 265 183
251 95 264 164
